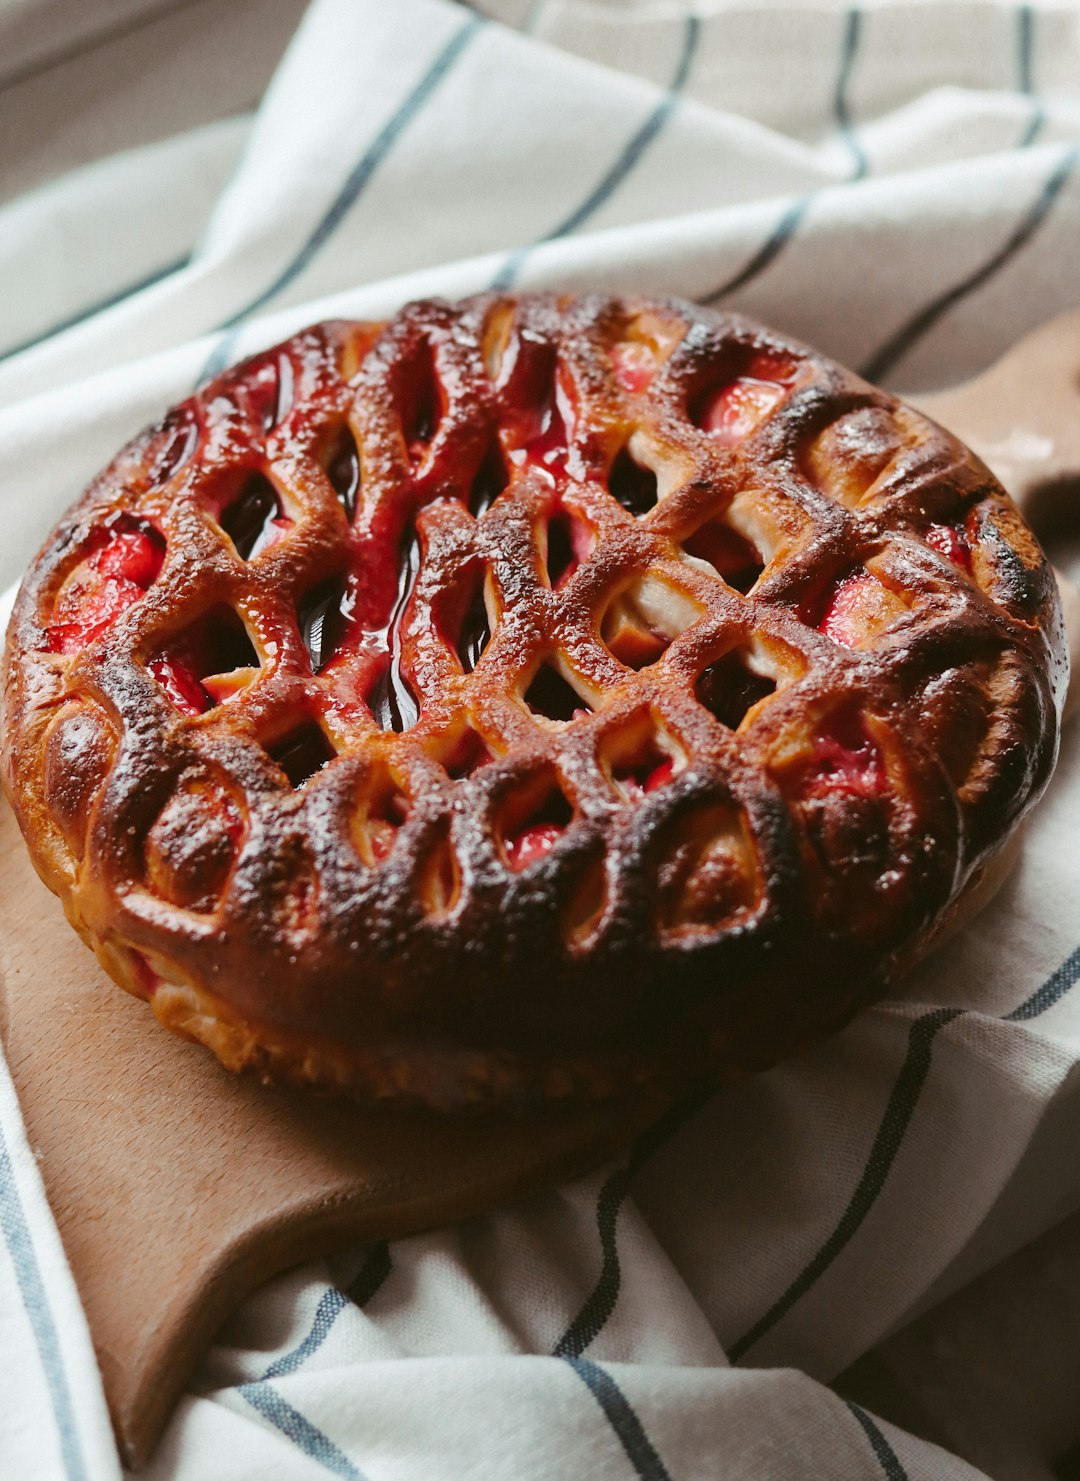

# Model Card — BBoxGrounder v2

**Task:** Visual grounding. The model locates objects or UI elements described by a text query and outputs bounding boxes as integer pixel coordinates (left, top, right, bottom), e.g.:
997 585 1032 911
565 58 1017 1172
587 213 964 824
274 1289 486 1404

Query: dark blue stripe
698 194 814 304
845 1401 909 1481
243 1242 392 1474
553 1170 627 1358
552 1088 711 1359
728 925 1080 1364
491 16 700 291
700 6 865 304
1016 5 1045 149
0 1133 89 1481
201 14 484 379
563 1356 672 1481
219 12 482 327
729 1007 963 1362
836 9 869 180
0 253 190 366
347 1239 392 1310
1006 941 1080 1021
860 139 1080 382
264 1288 348 1381
261 1242 392 1381
240 1381 369 1481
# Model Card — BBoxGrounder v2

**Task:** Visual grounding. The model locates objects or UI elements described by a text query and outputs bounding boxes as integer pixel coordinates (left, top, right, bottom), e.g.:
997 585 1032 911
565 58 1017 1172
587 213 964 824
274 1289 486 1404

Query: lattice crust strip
1 294 1066 1106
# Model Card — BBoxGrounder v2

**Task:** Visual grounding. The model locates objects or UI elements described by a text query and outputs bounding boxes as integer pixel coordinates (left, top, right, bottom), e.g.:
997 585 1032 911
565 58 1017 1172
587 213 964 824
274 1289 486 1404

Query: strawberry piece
926 521 972 572
611 342 655 394
619 754 676 801
96 528 165 587
796 713 888 801
645 755 675 791
502 335 572 479
699 378 786 445
505 822 562 870
817 571 878 648
47 519 164 653
368 822 397 862
149 656 210 716
518 397 568 477
48 579 145 654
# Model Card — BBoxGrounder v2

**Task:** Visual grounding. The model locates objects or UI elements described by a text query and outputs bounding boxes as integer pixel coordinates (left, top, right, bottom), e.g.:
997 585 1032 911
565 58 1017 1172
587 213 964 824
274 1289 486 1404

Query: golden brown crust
1 294 1067 1105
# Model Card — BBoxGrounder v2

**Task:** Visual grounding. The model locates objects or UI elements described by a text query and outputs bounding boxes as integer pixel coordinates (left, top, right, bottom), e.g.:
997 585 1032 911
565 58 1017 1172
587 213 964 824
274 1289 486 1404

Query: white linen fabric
2 1 1080 1477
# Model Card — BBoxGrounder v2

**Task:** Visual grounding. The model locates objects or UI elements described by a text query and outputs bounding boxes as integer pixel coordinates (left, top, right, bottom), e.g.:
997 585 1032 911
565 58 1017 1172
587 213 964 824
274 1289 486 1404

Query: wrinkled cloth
2 1 1080 1477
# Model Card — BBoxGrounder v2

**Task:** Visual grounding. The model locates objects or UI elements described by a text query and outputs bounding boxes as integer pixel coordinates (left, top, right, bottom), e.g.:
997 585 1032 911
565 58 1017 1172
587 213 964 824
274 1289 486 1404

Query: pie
1 294 1066 1106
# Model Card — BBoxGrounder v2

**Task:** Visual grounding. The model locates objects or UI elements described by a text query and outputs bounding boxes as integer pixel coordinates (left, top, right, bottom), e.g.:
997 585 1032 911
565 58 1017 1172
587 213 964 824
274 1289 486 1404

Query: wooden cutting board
3 307 1080 1470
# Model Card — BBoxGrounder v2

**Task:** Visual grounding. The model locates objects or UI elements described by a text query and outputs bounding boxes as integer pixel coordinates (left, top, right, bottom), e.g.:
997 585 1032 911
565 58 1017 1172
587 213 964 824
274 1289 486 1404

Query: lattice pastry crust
1 295 1067 1106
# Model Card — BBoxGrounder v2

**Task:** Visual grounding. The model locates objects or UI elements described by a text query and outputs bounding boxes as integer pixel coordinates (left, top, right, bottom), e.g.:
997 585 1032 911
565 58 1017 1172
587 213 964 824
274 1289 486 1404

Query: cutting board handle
911 307 1080 525
909 307 1080 717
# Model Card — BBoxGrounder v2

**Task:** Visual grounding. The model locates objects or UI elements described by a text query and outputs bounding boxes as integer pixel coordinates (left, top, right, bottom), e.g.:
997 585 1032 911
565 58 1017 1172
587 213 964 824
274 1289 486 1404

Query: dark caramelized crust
1 295 1068 1106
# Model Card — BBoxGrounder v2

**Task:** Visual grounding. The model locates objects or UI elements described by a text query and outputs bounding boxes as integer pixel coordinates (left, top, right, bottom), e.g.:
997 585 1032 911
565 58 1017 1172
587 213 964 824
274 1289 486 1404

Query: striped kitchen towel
2 1 1080 1477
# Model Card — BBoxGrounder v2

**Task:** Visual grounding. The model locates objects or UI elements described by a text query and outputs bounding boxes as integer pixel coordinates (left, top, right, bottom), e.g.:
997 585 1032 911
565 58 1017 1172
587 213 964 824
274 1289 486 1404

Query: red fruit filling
233 351 294 435
149 607 260 717
517 393 568 478
794 713 888 801
503 786 572 870
501 333 571 481
364 791 409 863
47 518 165 653
926 521 972 572
219 473 292 561
149 656 211 716
683 521 764 592
616 752 676 802
611 341 655 394
817 571 878 648
694 356 795 446
545 509 595 587
505 821 563 870
369 826 396 862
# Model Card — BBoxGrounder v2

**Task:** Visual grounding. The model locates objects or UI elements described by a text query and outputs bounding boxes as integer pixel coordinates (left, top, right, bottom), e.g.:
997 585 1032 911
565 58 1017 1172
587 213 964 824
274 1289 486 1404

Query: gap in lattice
682 519 764 593
561 851 608 947
544 508 594 589
440 726 491 781
322 425 361 519
523 662 592 724
434 560 491 675
607 443 658 516
297 577 349 673
500 777 573 871
401 336 442 462
695 650 777 730
419 824 462 918
149 605 259 715
266 720 336 789
219 472 288 561
355 782 410 866
469 440 509 517
601 574 701 671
